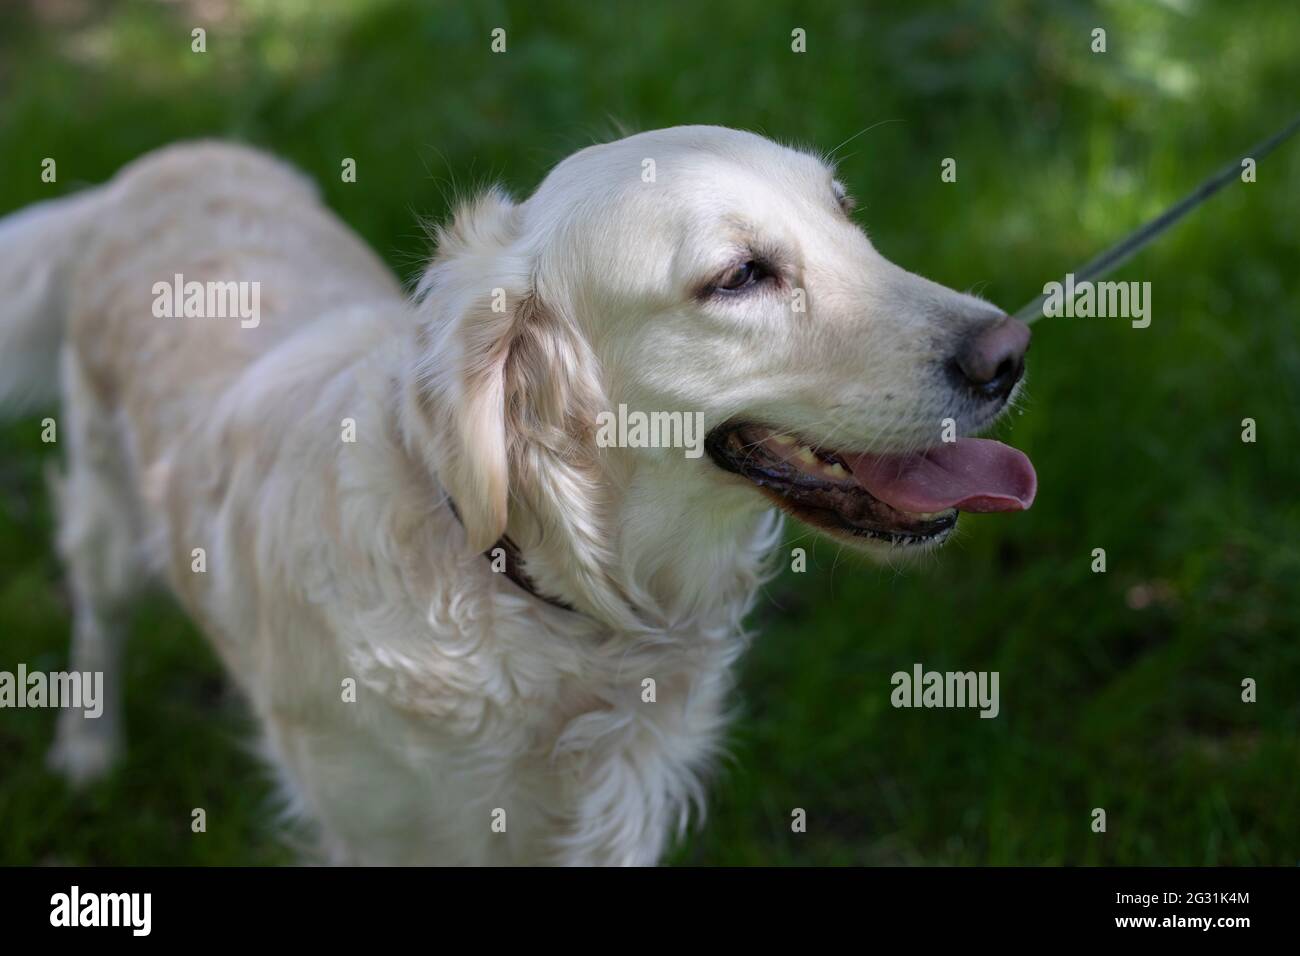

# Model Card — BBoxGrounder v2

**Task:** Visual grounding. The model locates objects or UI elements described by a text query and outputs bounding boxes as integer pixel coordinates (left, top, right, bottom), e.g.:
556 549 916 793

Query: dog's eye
715 260 768 293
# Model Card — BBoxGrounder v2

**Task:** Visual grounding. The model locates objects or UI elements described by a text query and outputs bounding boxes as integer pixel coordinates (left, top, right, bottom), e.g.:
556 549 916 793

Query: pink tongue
843 438 1037 513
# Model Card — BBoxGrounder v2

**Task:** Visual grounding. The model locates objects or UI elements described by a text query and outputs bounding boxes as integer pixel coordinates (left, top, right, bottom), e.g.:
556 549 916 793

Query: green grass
1 0 1298 865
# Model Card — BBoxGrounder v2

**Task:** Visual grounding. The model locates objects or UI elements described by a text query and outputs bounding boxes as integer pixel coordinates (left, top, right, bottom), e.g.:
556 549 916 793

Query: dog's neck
499 467 784 637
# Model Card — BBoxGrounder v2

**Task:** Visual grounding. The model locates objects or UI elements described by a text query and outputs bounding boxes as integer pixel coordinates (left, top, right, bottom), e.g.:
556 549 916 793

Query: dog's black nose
948 316 1030 400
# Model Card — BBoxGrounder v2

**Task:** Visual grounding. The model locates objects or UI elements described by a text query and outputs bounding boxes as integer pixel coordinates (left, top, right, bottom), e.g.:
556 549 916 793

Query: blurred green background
1 0 1297 865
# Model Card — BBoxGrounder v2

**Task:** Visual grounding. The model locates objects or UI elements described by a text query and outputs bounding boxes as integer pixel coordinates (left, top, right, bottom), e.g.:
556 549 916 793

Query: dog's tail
0 187 108 415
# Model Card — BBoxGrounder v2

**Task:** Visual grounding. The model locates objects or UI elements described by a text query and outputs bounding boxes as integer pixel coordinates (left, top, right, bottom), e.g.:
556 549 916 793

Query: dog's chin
704 423 958 552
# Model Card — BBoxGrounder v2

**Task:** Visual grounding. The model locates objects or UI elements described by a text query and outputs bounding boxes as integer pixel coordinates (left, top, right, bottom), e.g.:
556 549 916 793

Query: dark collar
445 499 577 614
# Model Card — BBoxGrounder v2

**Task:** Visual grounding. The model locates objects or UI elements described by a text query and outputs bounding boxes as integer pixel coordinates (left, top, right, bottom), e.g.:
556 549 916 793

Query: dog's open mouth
705 423 1037 547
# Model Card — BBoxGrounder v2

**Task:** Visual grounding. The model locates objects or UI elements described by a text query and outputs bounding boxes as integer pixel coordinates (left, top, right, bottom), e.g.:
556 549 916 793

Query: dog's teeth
796 447 818 465
769 434 795 446
825 462 849 478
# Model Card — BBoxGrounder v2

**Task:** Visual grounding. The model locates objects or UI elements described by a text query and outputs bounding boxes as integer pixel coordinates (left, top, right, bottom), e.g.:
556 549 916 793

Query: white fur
0 127 1004 865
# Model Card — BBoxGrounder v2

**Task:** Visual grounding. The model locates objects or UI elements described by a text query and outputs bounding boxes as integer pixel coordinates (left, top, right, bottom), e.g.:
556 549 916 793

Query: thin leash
1012 112 1300 325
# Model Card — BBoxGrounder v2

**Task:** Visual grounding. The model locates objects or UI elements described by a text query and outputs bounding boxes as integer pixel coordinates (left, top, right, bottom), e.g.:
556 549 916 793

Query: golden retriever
0 126 1034 864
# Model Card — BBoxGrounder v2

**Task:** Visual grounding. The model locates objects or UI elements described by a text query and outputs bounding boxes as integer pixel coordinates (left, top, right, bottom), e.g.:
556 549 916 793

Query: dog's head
409 126 1035 617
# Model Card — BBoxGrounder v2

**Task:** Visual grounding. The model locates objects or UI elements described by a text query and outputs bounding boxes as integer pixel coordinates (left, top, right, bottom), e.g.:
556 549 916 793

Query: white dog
0 126 1035 864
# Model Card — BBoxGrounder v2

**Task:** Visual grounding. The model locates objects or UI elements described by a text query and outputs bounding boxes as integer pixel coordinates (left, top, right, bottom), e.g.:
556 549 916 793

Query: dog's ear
408 188 636 624
411 188 529 552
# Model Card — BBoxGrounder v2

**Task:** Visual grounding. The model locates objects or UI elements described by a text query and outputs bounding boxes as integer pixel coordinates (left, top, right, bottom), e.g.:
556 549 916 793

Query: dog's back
69 143 398 446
